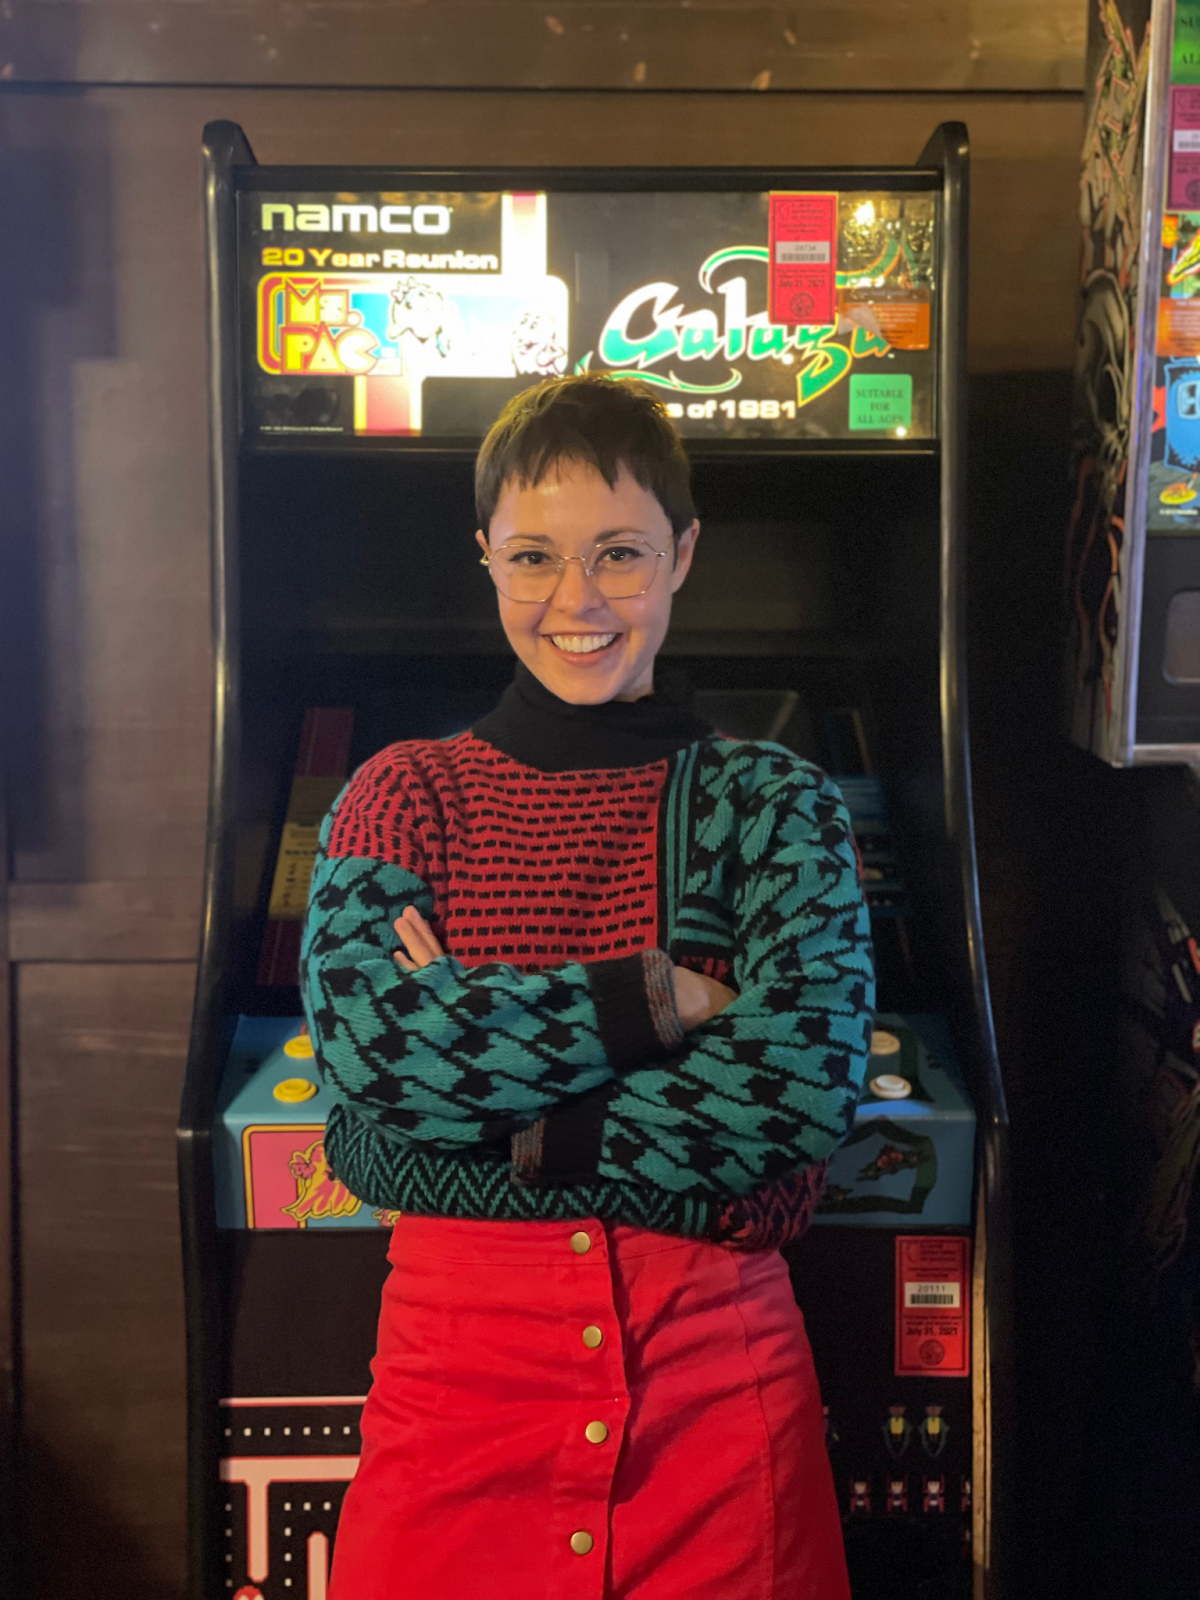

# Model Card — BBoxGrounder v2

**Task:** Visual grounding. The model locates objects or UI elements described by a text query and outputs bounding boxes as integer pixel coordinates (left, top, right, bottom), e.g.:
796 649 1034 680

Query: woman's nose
553 557 604 611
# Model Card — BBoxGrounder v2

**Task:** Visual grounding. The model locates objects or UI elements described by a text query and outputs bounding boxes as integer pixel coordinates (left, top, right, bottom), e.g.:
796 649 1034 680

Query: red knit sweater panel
326 732 665 969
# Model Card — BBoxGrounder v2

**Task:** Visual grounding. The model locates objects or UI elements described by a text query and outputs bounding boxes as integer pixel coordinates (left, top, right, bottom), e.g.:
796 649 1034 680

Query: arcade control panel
215 1019 394 1232
214 1014 974 1236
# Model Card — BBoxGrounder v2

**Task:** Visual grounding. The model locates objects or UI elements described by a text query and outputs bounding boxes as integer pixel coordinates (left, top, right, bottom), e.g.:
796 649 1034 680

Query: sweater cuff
510 1084 616 1187
587 948 684 1074
511 950 682 1188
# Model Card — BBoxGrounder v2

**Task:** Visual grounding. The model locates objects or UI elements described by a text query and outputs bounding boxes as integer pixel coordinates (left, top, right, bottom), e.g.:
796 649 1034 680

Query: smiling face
477 460 698 704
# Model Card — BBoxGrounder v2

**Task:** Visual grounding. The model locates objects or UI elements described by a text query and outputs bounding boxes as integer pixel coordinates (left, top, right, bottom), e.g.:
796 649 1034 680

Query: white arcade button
869 1073 912 1100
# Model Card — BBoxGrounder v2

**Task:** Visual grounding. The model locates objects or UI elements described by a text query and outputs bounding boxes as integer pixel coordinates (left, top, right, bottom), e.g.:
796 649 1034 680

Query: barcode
904 1284 960 1308
776 240 831 264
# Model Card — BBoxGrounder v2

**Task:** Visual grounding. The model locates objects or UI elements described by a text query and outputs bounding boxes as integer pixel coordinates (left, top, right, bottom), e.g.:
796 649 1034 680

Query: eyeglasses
480 537 671 604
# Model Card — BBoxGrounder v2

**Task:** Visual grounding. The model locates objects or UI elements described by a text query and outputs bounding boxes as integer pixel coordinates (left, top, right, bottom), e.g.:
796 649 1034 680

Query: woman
301 375 874 1599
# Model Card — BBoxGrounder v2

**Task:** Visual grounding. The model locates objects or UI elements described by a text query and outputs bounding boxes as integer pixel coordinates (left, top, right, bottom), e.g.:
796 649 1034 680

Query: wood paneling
0 0 1087 91
1 89 211 890
17 962 194 1598
8 880 201 962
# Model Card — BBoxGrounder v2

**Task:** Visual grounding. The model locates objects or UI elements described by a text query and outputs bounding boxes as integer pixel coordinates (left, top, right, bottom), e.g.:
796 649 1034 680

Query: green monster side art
1067 0 1153 760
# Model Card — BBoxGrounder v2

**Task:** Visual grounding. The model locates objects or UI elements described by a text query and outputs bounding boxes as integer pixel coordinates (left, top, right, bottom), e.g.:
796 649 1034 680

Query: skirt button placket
556 1223 624 1599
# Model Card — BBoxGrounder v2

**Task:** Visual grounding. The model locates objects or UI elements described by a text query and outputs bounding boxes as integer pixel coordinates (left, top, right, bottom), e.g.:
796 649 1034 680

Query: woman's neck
471 664 710 774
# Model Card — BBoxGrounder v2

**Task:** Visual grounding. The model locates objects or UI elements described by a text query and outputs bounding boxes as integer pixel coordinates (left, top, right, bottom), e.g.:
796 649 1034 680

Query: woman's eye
598 545 642 565
506 550 549 568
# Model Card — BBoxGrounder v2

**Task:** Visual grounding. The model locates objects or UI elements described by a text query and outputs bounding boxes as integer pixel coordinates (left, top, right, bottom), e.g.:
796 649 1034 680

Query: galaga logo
589 247 892 406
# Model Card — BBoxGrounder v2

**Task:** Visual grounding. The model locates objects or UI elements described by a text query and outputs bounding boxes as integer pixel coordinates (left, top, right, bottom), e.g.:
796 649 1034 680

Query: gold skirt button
569 1230 592 1255
570 1531 595 1556
585 1420 609 1444
581 1325 603 1349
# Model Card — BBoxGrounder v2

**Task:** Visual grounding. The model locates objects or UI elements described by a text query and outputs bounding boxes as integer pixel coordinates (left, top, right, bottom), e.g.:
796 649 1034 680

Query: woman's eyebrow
498 527 649 546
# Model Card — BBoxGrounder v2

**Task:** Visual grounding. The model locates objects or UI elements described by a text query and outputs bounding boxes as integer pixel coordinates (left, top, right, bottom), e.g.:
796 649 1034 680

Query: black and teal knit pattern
300 673 874 1249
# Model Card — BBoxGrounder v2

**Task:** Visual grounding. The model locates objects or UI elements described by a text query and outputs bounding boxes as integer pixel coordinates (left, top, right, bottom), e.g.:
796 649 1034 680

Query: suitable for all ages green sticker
1176 0 1200 86
848 372 913 431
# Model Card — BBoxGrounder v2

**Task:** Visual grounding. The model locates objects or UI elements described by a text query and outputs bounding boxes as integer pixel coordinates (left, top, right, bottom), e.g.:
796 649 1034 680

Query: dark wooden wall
0 4 1088 1594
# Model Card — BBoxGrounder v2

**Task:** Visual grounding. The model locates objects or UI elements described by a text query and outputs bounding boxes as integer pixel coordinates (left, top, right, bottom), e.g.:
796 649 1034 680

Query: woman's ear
475 528 490 560
669 521 700 593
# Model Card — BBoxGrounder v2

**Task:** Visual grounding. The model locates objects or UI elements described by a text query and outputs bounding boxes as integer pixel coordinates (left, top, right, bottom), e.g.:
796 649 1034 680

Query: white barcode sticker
904 1282 961 1308
775 239 831 265
1175 129 1200 152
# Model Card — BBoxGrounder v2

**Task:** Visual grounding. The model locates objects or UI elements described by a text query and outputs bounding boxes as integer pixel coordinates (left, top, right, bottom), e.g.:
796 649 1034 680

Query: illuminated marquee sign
240 187 937 441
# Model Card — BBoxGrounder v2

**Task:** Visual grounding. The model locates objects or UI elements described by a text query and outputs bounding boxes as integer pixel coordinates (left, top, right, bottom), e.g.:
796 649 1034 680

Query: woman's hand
393 907 446 971
392 914 732 1031
673 966 737 1031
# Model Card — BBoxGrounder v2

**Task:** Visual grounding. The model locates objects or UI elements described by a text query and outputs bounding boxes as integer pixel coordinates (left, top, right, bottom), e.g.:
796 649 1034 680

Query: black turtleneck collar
472 663 712 774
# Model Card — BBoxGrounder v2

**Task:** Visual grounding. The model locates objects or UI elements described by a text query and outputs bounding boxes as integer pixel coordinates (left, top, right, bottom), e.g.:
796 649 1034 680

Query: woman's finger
392 913 427 968
405 912 442 962
395 932 430 967
396 910 438 964
403 906 446 962
392 908 445 969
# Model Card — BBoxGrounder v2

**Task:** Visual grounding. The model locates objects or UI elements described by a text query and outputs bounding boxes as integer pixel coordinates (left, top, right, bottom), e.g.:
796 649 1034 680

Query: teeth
548 634 617 654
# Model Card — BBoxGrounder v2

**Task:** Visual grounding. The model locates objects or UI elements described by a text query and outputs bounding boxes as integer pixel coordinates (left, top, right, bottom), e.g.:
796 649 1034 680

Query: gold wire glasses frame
480 538 672 604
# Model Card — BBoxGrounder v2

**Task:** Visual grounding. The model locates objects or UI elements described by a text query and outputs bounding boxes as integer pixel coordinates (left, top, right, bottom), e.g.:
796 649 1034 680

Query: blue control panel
215 1010 974 1230
214 1016 391 1230
814 1013 975 1227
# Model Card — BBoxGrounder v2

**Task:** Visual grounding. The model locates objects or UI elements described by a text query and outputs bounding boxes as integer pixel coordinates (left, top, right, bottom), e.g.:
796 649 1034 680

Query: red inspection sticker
768 191 837 327
1170 86 1200 211
895 1235 970 1378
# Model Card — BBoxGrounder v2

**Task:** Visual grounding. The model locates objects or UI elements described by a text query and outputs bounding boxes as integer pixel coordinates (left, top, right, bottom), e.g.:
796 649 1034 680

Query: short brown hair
475 375 695 539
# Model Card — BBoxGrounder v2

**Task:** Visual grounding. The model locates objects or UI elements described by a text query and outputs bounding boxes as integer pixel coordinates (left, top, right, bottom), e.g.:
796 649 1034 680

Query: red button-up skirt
330 1214 848 1600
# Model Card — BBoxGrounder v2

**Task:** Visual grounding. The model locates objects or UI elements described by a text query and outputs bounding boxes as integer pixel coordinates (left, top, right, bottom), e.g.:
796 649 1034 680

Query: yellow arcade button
581 1325 604 1349
570 1532 594 1556
585 1421 609 1444
274 1077 318 1104
570 1230 592 1255
869 1029 901 1057
284 1033 315 1059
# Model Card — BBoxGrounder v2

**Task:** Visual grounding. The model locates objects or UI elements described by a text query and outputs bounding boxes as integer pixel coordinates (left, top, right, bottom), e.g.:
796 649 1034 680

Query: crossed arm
302 763 873 1199
392 904 736 1031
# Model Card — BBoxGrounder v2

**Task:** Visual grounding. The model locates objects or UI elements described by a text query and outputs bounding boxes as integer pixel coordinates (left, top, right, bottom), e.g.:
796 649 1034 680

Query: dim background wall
0 5 1087 1596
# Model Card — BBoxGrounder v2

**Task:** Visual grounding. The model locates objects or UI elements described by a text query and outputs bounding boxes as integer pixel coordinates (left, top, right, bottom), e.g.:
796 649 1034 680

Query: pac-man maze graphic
220 1397 364 1599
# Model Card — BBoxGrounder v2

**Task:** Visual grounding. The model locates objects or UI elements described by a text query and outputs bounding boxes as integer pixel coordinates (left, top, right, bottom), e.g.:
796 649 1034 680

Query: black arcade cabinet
1057 2 1200 1590
180 120 1008 1600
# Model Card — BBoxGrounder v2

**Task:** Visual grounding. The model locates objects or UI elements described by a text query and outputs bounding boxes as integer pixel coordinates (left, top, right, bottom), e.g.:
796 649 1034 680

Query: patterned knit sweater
300 668 874 1250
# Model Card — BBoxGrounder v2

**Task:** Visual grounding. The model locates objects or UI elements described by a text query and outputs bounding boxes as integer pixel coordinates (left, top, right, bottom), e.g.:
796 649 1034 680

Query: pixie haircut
475 375 696 540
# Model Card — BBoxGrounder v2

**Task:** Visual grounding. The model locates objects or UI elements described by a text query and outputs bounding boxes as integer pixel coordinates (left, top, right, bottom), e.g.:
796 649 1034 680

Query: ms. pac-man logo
258 276 381 376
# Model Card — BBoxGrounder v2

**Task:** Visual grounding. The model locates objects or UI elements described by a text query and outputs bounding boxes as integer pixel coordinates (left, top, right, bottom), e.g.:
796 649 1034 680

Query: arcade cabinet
1063 0 1200 1589
1067 0 1200 762
180 120 1009 1600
